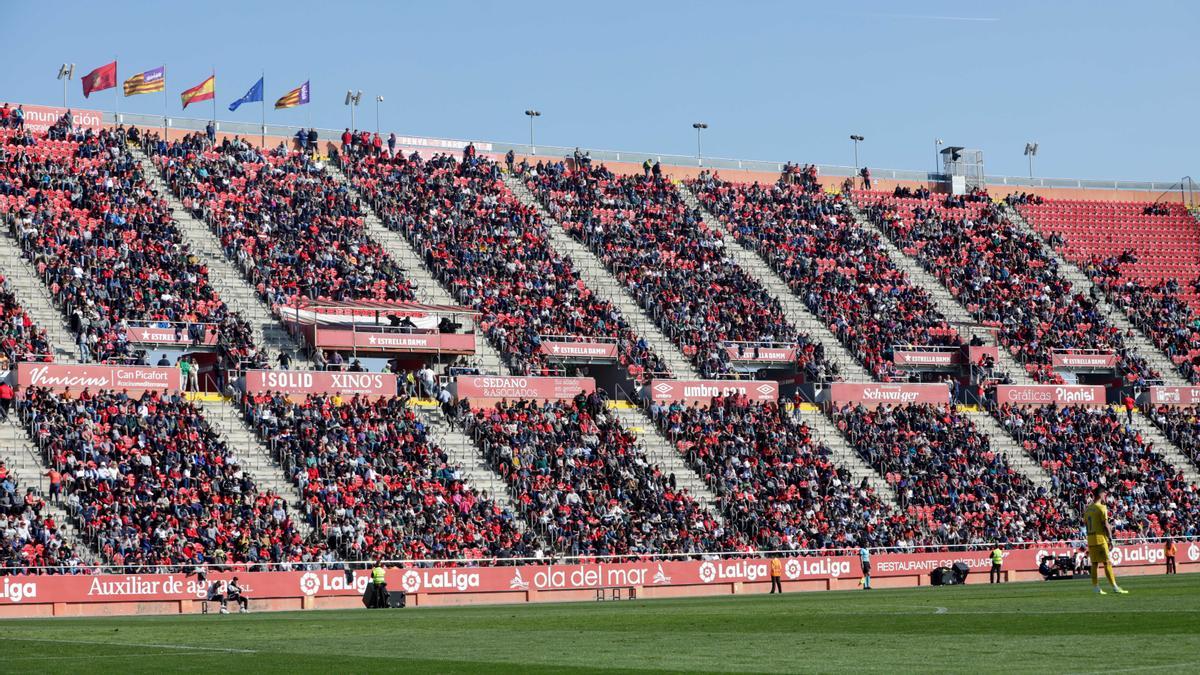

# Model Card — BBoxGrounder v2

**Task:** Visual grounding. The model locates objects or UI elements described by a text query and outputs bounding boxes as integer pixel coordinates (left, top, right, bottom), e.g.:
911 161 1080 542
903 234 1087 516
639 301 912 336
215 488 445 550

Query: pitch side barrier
0 538 1194 618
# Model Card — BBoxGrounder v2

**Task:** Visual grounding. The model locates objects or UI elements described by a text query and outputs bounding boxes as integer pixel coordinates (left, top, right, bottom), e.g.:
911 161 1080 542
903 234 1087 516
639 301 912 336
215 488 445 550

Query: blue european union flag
229 77 264 112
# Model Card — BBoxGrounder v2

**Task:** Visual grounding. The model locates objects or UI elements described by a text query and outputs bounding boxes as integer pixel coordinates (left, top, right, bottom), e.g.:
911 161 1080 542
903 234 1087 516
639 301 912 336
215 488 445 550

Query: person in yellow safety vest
989 545 1004 584
769 556 783 594
1164 540 1177 575
370 560 388 608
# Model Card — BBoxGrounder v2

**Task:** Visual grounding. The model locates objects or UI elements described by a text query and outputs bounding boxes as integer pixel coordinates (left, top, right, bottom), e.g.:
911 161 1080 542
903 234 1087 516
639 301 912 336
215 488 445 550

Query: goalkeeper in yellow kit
1084 486 1128 595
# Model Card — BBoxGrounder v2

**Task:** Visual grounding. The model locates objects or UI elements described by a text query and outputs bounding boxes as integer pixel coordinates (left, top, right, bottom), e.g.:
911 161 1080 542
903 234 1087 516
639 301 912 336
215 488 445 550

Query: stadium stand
834 402 1073 544
463 392 736 556
2 123 257 366
0 458 76 572
856 189 1160 385
1149 404 1200 472
20 387 316 569
337 146 671 379
649 397 913 551
996 403 1200 539
523 160 838 381
689 171 962 381
0 276 53 366
242 391 537 561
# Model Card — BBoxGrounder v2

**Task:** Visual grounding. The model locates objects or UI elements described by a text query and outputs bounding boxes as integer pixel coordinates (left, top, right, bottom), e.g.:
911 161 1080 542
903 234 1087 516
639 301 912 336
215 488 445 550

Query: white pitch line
0 636 257 654
934 607 948 614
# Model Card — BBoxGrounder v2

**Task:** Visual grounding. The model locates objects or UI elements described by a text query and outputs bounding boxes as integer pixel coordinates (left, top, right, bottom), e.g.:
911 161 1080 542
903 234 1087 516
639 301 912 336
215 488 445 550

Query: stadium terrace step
1122 408 1200 484
791 408 899 505
132 147 314 370
963 409 1055 492
678 184 870 381
610 405 726 524
502 173 701 380
0 231 79 363
194 399 316 542
415 407 529 534
997 202 1186 387
0 419 94 561
843 199 1038 386
325 162 510 377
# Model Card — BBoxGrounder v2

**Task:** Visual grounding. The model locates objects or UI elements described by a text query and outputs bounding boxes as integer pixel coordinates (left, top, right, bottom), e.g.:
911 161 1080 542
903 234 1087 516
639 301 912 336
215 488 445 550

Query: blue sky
2 0 1195 181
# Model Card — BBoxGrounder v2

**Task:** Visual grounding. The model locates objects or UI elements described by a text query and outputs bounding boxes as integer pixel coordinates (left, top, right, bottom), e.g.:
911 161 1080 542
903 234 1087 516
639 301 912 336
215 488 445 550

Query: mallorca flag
180 75 215 109
123 66 165 96
274 81 310 109
82 61 117 98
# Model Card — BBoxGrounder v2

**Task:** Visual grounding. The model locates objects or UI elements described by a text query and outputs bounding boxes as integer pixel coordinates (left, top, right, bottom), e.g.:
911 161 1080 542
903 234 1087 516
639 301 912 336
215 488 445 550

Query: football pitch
0 574 1196 673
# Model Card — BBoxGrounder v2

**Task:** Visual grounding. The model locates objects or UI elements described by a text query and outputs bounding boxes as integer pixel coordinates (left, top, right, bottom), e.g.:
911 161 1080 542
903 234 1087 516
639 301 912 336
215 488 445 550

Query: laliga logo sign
1189 543 1200 562
0 578 38 603
402 570 422 593
298 571 369 596
299 572 322 596
784 560 802 579
698 562 717 583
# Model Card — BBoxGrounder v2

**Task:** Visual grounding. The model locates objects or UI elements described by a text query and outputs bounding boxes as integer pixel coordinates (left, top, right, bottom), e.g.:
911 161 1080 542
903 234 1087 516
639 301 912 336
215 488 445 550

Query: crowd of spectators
2 120 256 367
524 160 836 381
834 403 1072 545
689 172 961 381
859 191 1158 385
338 145 670 379
650 396 913 552
0 459 78 573
1083 254 1200 383
19 387 316 570
997 403 1200 539
147 131 416 307
464 392 733 556
0 276 52 365
1149 405 1200 472
243 391 536 561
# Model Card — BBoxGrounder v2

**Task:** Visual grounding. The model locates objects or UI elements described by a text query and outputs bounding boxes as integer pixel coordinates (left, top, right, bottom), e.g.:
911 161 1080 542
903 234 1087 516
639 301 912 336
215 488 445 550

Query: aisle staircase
0 418 93 560
792 408 899 504
0 232 79 363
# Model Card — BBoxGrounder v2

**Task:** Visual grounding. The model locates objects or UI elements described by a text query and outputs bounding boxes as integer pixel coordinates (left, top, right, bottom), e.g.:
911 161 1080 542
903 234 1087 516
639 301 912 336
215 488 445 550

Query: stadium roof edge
39 103 1189 193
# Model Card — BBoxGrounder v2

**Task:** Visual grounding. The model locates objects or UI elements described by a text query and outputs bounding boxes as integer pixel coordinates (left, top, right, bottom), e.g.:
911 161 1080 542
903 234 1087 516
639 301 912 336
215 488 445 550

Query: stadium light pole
850 134 865 173
345 90 362 131
525 109 541 155
375 95 384 136
1024 142 1039 179
934 138 944 175
692 122 708 167
57 63 75 109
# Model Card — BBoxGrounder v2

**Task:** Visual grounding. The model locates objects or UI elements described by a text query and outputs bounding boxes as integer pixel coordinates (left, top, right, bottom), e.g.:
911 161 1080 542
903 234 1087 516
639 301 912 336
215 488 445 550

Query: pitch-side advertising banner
828 382 950 406
994 384 1107 406
243 370 397 399
16 363 180 395
2 542 1193 606
648 379 779 404
453 376 596 406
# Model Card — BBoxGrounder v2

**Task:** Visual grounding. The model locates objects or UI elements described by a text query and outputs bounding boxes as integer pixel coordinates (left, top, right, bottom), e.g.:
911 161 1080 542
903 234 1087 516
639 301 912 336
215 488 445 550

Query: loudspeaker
953 562 970 583
929 568 943 586
387 591 406 608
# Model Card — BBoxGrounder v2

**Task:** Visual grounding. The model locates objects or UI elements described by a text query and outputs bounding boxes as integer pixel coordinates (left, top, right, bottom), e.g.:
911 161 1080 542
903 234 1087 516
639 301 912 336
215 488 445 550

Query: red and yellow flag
180 75 215 109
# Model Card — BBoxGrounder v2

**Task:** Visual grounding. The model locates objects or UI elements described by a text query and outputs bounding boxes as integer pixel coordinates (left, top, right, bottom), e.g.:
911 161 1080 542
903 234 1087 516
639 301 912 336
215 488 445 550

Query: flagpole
211 67 217 127
114 56 119 123
162 64 168 140
261 70 266 149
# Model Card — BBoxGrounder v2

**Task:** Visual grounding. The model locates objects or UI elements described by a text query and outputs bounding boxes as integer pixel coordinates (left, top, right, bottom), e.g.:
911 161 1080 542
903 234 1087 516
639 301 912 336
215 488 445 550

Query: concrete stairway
195 399 315 541
610 405 725 520
678 184 869 381
416 406 528 533
1125 410 1200 484
963 410 1054 491
503 173 701 379
0 419 94 560
325 162 509 376
0 233 79 363
843 200 1036 386
998 202 1186 386
133 148 313 369
793 408 899 504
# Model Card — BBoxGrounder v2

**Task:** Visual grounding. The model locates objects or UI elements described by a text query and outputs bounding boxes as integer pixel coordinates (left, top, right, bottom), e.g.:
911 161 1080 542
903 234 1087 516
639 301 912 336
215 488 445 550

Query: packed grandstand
0 99 1198 601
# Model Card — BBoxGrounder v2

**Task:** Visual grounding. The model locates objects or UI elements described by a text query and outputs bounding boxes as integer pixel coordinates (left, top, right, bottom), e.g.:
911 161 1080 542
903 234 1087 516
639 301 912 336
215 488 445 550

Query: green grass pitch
0 574 1196 673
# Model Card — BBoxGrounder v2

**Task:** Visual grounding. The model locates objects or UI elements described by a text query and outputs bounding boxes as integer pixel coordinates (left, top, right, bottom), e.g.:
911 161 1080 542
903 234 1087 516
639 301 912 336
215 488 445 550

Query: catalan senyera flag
123 66 165 96
274 81 310 109
81 61 117 98
180 75 215 109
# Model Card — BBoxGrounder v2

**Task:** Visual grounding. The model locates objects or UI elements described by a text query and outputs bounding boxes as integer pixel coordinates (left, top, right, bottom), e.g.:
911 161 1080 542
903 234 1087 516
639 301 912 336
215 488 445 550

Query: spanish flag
275 81 310 109
124 66 165 96
180 75 215 109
